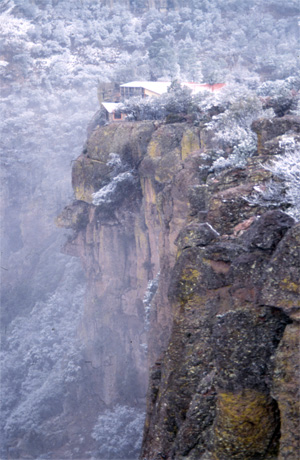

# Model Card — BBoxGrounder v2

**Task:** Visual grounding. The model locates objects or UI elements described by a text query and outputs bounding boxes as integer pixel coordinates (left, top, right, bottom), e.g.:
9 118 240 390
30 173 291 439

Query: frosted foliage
211 156 235 172
208 89 273 171
207 78 298 173
0 0 299 85
245 137 300 221
92 171 135 206
107 152 123 170
266 138 300 220
0 259 85 444
92 405 145 459
257 77 300 116
0 8 31 41
290 99 300 116
92 153 138 206
246 181 286 208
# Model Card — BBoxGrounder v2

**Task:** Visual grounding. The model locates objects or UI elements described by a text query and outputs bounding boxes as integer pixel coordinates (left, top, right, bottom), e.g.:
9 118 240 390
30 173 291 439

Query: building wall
121 86 144 100
98 82 120 104
113 112 125 121
144 89 160 97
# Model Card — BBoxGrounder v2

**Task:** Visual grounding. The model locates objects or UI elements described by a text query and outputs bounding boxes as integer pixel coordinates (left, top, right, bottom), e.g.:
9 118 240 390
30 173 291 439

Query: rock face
140 117 300 460
142 214 299 459
58 121 204 416
59 115 300 459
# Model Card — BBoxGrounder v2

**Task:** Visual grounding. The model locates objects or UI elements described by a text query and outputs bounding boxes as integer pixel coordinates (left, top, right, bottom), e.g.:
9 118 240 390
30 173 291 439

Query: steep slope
140 117 300 459
58 121 204 404
59 115 299 459
54 120 204 458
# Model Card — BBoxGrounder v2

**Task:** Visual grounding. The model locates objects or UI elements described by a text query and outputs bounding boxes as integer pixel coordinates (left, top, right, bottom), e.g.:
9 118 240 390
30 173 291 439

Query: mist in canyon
0 0 299 459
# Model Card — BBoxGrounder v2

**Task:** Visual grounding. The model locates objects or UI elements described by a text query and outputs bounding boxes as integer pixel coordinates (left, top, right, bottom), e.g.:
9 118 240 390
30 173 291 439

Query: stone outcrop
59 115 300 459
58 121 204 415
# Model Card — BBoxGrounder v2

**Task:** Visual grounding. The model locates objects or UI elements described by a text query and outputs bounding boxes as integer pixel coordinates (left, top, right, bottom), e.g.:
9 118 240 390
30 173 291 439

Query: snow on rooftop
102 102 121 113
120 81 171 95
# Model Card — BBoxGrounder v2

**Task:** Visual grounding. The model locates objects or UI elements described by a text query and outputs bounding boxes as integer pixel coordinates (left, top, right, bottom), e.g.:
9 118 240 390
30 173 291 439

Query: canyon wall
58 115 300 459
58 121 204 406
140 117 300 459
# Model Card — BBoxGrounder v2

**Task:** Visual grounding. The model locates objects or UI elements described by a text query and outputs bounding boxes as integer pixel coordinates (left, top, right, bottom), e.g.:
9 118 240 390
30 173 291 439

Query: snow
102 102 121 113
92 171 135 206
0 11 32 38
120 81 172 95
143 272 160 331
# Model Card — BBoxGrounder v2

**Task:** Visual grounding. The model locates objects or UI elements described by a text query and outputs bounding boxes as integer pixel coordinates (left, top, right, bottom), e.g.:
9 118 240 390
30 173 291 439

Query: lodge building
101 80 226 122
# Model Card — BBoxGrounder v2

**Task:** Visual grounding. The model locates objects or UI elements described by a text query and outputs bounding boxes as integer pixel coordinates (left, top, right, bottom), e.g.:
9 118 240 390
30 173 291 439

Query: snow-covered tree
207 86 275 169
257 78 300 117
264 137 300 220
92 405 145 459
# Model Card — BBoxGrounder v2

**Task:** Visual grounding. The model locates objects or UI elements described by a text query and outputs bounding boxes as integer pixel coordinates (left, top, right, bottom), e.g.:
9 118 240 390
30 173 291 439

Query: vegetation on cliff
1 0 299 458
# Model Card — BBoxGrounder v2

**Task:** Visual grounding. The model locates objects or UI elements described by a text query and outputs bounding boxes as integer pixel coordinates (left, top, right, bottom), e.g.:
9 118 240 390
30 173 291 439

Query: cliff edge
58 115 300 459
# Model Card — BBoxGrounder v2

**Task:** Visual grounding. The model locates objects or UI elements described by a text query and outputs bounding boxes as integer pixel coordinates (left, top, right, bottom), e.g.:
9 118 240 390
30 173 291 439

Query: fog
0 0 299 458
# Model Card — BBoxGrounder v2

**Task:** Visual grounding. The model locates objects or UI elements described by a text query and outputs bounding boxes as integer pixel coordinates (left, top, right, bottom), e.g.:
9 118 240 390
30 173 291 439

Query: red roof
183 82 226 93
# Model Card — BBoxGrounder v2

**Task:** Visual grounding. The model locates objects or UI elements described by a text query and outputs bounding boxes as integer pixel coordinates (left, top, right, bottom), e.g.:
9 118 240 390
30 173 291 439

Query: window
114 112 122 120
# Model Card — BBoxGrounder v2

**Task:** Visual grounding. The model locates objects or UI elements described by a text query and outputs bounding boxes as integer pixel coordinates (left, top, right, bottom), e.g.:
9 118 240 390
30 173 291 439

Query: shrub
264 137 300 220
207 87 275 170
245 137 300 221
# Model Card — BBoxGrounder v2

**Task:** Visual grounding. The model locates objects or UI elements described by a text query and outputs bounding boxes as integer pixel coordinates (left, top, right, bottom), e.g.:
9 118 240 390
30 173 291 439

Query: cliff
58 115 300 459
57 121 204 405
